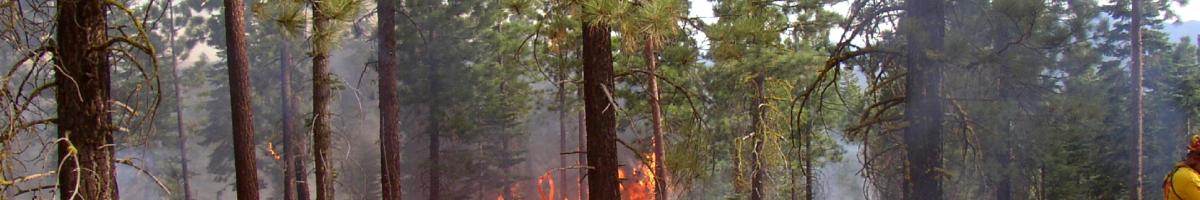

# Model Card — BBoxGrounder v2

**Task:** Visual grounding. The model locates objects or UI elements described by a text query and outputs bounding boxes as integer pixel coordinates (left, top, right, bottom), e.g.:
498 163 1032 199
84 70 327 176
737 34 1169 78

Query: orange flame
621 154 657 200
537 173 557 200
267 142 282 160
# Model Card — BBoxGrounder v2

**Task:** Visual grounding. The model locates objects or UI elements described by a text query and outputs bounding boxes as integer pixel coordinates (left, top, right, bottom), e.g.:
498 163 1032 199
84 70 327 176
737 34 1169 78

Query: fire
621 154 658 200
267 142 282 160
537 173 556 200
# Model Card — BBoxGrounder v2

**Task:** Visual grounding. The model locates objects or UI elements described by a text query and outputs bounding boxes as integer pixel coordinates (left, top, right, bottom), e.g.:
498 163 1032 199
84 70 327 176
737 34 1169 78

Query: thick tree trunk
749 73 765 200
312 3 335 200
582 16 621 200
221 0 262 199
167 2 193 199
54 1 118 199
643 38 668 200
378 0 404 198
1130 0 1145 199
902 0 945 199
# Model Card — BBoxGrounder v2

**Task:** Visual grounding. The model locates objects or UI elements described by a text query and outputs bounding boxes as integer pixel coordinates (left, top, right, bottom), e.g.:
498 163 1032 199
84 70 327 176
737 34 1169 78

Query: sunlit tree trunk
582 9 621 199
223 0 261 199
378 0 404 198
1130 0 1145 199
54 0 118 199
902 0 945 198
311 2 335 199
643 37 668 200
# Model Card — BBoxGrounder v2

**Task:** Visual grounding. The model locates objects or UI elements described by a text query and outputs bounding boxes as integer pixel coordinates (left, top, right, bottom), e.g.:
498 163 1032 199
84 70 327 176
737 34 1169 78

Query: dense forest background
1 0 1200 199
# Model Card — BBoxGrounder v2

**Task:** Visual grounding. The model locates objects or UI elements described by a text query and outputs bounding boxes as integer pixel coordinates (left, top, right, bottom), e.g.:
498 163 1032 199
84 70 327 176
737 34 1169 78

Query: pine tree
377 0 404 198
54 0 118 199
223 0 261 198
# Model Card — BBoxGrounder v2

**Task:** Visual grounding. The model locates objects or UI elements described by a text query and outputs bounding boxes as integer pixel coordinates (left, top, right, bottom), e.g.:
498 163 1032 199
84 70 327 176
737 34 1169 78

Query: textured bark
54 0 118 199
643 38 668 200
1130 0 1145 198
378 0 404 198
749 73 765 200
167 2 193 199
223 0 261 199
582 18 621 200
902 0 945 199
311 2 335 199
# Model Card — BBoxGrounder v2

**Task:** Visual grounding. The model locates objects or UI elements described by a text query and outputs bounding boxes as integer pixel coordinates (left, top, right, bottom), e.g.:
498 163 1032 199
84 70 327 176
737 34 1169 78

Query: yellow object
1191 135 1200 152
1165 163 1200 200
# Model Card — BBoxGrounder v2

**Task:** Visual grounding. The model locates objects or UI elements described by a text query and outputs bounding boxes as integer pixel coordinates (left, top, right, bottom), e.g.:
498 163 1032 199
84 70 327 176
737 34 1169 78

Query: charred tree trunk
221 0 262 199
166 2 193 199
643 36 669 200
378 0 404 199
1130 0 1145 198
54 0 118 199
311 3 335 199
902 0 945 198
582 13 621 200
749 73 765 200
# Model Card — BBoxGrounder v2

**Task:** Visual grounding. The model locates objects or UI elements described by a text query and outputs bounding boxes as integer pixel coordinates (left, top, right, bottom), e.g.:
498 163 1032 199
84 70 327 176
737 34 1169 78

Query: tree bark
749 73 765 200
378 0 404 198
54 0 118 199
281 35 308 200
221 0 262 199
582 14 621 200
643 38 668 200
579 110 588 200
311 2 335 199
558 49 570 200
902 0 945 199
1130 0 1145 199
166 1 193 199
425 33 443 200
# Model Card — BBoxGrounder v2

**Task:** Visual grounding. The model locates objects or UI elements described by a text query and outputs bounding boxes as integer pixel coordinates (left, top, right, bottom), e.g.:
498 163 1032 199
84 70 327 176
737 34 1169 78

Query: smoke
817 134 874 200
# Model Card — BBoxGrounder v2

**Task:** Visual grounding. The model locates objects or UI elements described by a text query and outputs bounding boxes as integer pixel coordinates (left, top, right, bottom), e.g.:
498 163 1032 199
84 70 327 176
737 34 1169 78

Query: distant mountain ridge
1165 20 1200 42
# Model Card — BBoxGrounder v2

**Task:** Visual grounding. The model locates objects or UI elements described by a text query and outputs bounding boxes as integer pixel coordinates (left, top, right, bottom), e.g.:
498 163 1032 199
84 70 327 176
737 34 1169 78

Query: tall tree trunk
749 73 765 200
54 0 118 199
221 0 262 199
281 36 306 200
804 127 814 200
902 0 945 199
1130 0 1145 198
166 1 193 199
378 0 404 198
643 38 668 200
311 2 335 199
582 12 621 200
426 33 443 200
558 51 570 200
579 108 588 200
